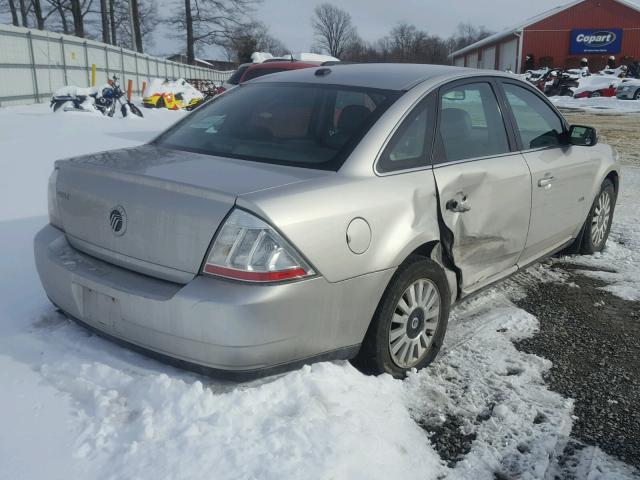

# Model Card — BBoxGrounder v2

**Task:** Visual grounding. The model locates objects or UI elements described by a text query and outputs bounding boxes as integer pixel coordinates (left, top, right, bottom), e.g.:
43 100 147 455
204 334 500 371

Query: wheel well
409 241 440 259
606 170 619 196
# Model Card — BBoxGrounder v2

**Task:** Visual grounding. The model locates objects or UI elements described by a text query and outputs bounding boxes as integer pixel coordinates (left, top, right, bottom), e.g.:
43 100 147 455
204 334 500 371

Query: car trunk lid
55 145 327 283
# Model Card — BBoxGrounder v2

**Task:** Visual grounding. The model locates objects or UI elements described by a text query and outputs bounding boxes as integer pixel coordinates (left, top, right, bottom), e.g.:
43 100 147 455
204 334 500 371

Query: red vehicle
239 60 322 83
572 83 618 98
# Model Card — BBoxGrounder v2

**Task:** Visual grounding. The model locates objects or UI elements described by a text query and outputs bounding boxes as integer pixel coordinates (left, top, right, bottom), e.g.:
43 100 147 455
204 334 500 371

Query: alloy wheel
591 190 611 248
388 278 441 368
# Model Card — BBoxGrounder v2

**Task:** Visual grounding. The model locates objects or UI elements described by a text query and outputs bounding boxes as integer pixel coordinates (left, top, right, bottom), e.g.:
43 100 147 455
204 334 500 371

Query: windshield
157 83 400 171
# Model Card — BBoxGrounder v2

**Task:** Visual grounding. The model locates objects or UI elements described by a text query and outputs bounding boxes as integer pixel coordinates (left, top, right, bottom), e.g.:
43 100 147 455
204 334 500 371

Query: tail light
47 168 63 230
202 209 315 283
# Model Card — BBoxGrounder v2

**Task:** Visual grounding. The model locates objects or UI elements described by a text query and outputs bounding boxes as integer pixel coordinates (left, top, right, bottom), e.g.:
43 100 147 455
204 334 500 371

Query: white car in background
616 78 640 100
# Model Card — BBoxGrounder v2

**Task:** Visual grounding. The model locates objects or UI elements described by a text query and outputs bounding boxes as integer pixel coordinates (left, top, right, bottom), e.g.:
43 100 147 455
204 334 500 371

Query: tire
128 103 144 118
354 255 450 378
580 179 616 254
590 91 601 98
634 89 640 100
156 96 165 109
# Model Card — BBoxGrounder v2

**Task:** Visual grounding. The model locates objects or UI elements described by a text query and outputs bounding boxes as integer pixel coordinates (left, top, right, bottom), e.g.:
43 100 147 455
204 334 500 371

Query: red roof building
451 0 640 72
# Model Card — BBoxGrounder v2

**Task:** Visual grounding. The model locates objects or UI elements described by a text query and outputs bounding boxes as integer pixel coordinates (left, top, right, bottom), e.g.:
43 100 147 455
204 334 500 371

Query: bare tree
69 0 83 36
111 0 157 51
451 22 492 51
109 0 116 43
5 0 20 26
31 0 44 28
130 0 142 52
176 0 257 64
311 3 357 59
99 0 110 43
222 21 287 63
44 0 71 34
18 0 28 27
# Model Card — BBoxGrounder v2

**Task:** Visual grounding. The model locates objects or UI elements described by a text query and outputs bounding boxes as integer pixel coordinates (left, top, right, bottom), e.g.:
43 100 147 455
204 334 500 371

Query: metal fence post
134 53 139 94
84 41 90 85
104 45 109 77
120 47 125 80
60 36 68 85
27 31 40 103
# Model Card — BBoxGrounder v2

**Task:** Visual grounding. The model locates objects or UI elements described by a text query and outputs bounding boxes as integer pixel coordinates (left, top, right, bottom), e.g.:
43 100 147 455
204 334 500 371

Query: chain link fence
0 24 233 107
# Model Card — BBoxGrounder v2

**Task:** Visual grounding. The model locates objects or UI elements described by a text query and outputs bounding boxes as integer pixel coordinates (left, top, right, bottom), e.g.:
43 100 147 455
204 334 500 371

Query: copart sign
570 29 623 54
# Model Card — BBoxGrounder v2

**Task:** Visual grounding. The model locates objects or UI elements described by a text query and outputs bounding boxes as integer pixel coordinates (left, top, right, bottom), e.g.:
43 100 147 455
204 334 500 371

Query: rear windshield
242 67 292 81
156 83 400 171
226 65 249 85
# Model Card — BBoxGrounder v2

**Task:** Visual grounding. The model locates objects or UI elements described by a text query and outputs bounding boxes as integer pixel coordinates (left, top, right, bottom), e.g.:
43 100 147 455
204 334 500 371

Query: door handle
446 198 471 213
538 176 556 188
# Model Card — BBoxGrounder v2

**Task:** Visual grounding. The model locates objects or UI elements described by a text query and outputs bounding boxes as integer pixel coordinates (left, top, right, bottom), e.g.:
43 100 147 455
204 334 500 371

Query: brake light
202 209 314 282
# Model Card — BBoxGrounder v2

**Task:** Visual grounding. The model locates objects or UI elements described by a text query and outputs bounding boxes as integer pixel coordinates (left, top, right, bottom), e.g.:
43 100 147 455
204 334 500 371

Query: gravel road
515 262 640 468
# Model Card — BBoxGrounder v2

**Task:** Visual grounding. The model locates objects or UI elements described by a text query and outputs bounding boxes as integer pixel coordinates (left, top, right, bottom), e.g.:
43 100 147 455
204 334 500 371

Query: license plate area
82 286 121 330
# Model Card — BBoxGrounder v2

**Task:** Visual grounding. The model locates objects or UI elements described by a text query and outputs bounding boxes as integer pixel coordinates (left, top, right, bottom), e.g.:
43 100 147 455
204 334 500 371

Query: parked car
616 78 640 99
219 63 252 93
35 64 619 378
572 74 620 99
238 60 322 83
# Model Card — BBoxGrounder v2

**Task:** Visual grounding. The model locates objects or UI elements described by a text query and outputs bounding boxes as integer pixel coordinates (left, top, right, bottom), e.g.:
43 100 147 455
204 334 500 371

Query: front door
432 80 532 295
498 81 600 265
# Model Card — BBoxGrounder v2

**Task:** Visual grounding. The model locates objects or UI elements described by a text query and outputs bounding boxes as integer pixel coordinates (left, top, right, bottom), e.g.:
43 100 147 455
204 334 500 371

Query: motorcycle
535 69 579 97
50 75 143 118
184 83 222 111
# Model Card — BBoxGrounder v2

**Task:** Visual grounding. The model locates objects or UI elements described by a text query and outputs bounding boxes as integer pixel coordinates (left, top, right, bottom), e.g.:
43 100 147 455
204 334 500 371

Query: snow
557 165 640 301
1 102 639 479
550 95 640 113
571 75 621 96
251 51 274 63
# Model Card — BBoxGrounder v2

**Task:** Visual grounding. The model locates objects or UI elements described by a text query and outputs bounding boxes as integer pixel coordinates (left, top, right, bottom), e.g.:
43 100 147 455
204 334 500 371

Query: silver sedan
35 64 620 378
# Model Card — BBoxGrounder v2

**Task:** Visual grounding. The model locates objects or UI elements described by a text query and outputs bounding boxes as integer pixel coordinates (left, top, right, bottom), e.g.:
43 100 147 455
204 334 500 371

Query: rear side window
227 65 249 85
436 82 510 163
378 97 433 173
157 83 399 171
502 83 564 149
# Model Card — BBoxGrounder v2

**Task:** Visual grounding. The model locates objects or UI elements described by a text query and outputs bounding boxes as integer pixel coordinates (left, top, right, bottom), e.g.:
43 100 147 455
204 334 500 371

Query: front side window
157 83 399 171
437 82 510 163
502 83 564 149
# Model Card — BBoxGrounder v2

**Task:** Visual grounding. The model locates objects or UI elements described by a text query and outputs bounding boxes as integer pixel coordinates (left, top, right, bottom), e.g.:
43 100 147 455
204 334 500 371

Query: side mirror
568 125 598 147
443 90 466 101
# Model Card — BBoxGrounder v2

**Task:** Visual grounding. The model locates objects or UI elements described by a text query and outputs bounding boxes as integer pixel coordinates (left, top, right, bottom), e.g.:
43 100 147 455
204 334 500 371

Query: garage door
466 52 478 69
454 56 465 67
482 46 496 70
499 38 518 72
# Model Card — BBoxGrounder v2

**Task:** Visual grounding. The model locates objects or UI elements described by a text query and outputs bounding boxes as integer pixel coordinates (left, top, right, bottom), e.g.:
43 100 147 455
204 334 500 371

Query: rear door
431 79 532 295
498 80 600 265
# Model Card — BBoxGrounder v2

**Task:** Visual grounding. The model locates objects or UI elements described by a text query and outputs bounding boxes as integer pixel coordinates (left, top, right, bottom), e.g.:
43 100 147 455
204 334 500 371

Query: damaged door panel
432 156 532 294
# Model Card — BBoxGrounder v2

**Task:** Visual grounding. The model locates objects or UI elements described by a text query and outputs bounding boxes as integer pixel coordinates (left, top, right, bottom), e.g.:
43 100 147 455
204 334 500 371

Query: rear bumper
34 225 393 376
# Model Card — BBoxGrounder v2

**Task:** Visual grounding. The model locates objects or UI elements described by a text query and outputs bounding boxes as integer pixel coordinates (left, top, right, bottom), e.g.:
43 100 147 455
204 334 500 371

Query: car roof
247 63 501 91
